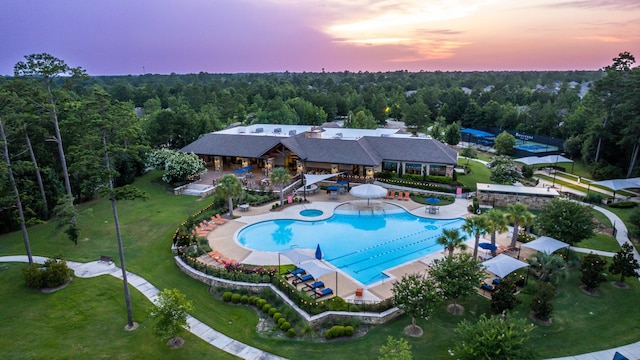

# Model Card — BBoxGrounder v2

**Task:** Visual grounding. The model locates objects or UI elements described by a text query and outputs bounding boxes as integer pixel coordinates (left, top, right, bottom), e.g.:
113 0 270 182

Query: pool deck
205 191 523 302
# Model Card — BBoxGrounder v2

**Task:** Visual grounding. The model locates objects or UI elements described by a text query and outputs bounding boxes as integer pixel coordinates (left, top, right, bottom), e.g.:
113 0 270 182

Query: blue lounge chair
481 283 495 292
303 281 324 292
284 268 305 279
292 273 313 285
315 287 333 298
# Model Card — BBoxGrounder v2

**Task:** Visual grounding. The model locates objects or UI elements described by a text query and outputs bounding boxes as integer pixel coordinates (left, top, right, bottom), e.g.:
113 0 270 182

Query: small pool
300 209 323 217
238 209 467 285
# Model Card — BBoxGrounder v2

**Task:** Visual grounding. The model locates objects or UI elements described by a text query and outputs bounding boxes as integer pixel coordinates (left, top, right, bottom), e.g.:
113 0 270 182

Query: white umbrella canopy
350 183 387 198
591 177 640 191
281 248 316 265
514 156 545 165
481 254 529 278
299 259 334 280
521 236 569 254
538 154 573 164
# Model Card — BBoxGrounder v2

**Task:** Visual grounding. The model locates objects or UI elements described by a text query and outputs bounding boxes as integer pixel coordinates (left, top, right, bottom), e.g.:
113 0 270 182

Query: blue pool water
237 209 467 285
300 209 323 217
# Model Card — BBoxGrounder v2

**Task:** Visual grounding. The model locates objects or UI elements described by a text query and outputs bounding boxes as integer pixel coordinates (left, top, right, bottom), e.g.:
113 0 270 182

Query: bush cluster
222 290 299 337
608 201 638 209
179 254 275 283
22 258 72 289
324 325 355 339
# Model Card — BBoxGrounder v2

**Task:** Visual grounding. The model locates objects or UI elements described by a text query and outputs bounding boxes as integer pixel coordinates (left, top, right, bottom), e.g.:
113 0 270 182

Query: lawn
2 170 640 359
456 158 492 191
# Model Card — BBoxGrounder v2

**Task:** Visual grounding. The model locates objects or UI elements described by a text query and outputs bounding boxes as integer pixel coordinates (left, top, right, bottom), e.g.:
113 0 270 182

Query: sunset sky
1 0 639 75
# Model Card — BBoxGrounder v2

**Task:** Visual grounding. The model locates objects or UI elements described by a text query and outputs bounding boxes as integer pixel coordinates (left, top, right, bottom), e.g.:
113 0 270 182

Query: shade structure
538 154 573 164
521 236 569 254
304 173 342 187
281 248 316 266
315 244 323 260
299 260 334 280
591 177 640 191
482 254 529 278
478 242 498 251
514 156 544 165
234 168 246 174
349 184 387 205
426 197 441 204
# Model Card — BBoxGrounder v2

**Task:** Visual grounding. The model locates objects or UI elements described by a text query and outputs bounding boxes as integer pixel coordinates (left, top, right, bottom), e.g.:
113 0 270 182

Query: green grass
577 233 622 253
456 158 492 190
2 170 640 359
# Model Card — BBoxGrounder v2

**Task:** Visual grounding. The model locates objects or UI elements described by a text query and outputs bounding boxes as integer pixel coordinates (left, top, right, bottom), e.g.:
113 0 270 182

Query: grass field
1 170 640 359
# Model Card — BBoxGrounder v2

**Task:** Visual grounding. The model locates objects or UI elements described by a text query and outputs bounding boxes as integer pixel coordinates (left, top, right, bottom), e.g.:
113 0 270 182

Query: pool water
300 209 323 217
237 209 467 285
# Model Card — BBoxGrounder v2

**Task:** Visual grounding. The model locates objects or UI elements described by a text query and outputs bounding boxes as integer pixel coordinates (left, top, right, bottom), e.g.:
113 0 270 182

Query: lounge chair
284 268 305 279
303 281 324 292
199 222 216 231
210 216 226 225
397 192 404 200
384 190 393 199
208 251 222 260
216 214 229 223
292 273 314 285
315 287 333 299
217 257 229 264
404 191 410 201
386 190 395 199
480 283 495 292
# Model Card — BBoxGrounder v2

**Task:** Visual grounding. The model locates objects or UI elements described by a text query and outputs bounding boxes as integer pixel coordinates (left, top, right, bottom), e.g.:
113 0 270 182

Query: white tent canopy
299 260 335 280
349 184 387 199
515 155 573 165
591 177 640 191
482 254 529 278
521 236 569 254
304 173 342 187
281 248 316 266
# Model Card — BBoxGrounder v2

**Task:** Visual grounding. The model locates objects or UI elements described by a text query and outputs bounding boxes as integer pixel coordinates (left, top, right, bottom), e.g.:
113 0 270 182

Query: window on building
405 163 422 175
429 165 446 176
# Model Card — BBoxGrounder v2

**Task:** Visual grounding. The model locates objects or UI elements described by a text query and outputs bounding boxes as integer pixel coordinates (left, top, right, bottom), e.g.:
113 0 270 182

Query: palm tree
270 167 292 206
528 252 565 282
485 209 508 256
437 228 467 257
505 203 535 248
462 215 490 259
215 174 243 217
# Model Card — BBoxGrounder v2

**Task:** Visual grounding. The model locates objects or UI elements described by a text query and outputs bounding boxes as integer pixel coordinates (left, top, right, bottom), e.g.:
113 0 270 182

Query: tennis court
514 140 557 153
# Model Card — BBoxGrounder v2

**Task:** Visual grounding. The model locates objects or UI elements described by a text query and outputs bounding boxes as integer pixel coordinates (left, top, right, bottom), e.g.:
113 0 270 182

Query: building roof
180 133 281 158
476 183 559 196
180 126 459 167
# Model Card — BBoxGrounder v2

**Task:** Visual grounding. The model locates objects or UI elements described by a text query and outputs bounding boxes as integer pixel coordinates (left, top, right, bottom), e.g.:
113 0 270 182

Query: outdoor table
239 204 250 212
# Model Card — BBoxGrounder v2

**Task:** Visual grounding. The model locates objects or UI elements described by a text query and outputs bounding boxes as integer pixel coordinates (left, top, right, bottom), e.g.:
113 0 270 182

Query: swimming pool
237 208 467 285
300 209 323 217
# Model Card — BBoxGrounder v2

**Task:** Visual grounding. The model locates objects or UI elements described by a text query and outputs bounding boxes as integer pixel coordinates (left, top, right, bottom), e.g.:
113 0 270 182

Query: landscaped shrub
324 329 333 339
277 317 286 326
287 328 296 337
231 293 241 304
222 292 233 302
273 312 282 321
330 325 345 337
344 325 354 336
248 296 257 304
240 295 249 304
22 258 72 289
268 307 278 317
262 304 271 313
609 201 638 209
583 192 605 205
280 322 291 331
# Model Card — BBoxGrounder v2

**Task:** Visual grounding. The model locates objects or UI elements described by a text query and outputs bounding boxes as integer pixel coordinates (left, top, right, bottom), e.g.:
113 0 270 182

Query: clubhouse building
180 124 458 181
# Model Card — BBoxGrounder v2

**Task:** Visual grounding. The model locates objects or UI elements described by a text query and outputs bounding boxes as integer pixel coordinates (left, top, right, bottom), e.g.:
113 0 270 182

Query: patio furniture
284 268 305 279
355 288 363 297
303 281 325 292
315 287 334 299
292 273 314 285
239 204 250 212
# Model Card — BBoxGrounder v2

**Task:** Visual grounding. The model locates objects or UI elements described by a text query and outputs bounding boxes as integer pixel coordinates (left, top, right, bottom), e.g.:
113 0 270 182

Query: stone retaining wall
175 256 401 326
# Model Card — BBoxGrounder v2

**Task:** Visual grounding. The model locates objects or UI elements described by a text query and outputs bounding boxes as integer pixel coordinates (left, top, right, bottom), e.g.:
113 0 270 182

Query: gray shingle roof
180 133 281 158
181 132 457 166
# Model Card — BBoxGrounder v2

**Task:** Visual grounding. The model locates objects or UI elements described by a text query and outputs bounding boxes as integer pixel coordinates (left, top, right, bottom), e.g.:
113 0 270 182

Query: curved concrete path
0 255 285 360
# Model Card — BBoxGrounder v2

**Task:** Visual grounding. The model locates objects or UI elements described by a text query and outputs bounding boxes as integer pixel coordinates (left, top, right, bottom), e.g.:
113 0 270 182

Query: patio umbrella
478 242 498 251
426 197 441 204
481 254 529 278
349 184 387 205
234 168 246 174
315 244 323 260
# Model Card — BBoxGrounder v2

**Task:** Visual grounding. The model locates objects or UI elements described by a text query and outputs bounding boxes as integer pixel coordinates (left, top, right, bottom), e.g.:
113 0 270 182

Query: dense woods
1 52 639 235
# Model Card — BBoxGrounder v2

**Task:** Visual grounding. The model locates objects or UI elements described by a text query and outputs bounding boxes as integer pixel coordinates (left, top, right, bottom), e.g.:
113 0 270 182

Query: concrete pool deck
205 192 485 301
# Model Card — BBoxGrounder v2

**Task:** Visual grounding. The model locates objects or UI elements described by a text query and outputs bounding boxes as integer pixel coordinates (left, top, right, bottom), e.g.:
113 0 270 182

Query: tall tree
148 288 194 347
535 198 595 246
0 119 33 264
505 203 535 247
14 53 86 240
215 174 243 217
270 167 292 206
609 242 640 284
462 214 490 259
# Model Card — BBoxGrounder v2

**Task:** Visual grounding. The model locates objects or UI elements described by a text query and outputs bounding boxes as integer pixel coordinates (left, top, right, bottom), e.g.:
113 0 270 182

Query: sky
1 0 639 75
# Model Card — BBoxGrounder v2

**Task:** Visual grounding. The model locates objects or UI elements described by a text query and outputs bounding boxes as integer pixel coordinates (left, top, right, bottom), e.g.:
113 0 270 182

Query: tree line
1 52 638 235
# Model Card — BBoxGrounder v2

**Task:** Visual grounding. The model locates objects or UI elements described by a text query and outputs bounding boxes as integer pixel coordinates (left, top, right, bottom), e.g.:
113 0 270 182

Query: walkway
0 255 285 360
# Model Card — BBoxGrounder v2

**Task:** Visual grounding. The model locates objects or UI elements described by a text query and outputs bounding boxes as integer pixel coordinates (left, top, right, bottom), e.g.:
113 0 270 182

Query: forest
1 52 639 235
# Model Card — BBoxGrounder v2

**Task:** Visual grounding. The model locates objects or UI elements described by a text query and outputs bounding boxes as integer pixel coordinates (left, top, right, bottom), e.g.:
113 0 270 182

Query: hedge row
222 291 296 337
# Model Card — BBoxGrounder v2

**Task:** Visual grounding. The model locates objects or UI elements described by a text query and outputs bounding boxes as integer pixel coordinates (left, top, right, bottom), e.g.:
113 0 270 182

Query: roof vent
274 128 282 134
255 127 263 133
381 133 390 137
333 133 343 139
288 130 297 136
